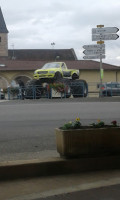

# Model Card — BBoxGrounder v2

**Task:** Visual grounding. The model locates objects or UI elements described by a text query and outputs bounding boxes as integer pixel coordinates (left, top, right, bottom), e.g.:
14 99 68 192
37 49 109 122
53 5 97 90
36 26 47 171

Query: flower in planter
111 120 117 127
3 88 7 94
61 118 81 130
49 83 67 93
90 119 119 128
60 118 119 130
62 121 73 130
90 119 105 128
73 118 81 129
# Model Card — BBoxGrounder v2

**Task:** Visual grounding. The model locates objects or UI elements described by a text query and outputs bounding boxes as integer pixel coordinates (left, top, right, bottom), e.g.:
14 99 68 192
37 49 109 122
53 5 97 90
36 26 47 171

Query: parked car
0 90 5 99
100 82 120 96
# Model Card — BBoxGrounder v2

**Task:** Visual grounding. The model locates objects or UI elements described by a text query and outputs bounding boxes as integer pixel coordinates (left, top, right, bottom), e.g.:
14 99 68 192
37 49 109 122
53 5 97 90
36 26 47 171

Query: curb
0 97 120 103
1 155 120 180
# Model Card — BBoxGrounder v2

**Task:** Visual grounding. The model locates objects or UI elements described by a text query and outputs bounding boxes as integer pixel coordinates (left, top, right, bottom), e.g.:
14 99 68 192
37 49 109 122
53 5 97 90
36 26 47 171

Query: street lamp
51 42 55 49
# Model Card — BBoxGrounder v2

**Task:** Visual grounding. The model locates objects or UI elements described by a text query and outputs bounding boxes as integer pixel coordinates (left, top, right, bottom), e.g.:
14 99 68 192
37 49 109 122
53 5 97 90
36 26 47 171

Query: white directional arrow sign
92 34 119 41
83 44 105 50
83 55 105 59
92 27 119 34
83 49 105 55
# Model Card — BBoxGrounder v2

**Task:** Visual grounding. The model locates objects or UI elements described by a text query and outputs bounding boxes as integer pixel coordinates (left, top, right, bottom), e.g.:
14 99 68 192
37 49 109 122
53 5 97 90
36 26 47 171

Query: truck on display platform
25 62 88 99
34 62 79 80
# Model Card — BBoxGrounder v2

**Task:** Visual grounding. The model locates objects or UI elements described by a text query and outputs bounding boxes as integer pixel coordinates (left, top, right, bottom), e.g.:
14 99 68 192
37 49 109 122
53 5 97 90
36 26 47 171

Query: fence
1 82 119 100
1 81 86 100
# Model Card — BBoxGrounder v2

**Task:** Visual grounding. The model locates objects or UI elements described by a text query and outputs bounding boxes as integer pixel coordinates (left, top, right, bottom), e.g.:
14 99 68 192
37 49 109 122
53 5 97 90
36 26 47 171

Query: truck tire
82 80 88 97
70 79 88 98
25 79 42 99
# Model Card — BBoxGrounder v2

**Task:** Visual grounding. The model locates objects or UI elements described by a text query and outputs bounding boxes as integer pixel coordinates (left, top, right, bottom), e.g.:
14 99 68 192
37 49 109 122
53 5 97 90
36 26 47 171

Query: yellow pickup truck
34 62 79 80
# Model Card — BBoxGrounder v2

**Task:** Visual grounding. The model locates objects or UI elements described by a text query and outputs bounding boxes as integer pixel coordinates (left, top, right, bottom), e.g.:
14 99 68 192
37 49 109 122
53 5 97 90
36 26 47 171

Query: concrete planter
55 127 120 158
51 88 64 98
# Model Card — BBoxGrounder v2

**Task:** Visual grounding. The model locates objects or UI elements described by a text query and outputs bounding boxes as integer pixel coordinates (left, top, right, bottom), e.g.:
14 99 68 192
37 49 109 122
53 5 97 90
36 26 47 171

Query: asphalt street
0 98 120 160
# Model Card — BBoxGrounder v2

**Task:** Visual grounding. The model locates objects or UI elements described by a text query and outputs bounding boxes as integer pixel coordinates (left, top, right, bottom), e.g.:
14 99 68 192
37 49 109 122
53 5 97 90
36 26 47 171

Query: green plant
8 87 19 96
61 118 81 130
49 83 66 93
90 119 119 128
111 120 117 127
90 119 105 128
60 118 119 130
3 88 7 93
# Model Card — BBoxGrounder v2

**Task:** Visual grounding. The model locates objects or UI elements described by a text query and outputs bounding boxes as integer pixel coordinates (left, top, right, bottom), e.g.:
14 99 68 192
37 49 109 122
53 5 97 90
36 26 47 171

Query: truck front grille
38 71 48 74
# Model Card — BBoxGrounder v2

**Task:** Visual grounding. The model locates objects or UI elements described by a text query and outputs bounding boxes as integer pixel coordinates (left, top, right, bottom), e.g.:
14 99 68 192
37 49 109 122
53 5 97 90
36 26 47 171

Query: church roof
8 49 77 61
0 7 8 33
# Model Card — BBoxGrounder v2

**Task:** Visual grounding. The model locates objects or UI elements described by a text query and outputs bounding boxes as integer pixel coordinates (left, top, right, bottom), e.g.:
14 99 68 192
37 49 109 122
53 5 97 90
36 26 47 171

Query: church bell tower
0 7 8 57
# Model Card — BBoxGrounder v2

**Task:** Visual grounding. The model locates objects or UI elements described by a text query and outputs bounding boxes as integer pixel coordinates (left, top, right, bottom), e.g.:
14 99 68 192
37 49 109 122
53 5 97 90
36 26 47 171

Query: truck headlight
49 71 55 74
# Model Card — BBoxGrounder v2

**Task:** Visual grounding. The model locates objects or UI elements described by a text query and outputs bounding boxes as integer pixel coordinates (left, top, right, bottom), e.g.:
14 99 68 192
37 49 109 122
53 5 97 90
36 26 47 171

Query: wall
0 33 8 56
0 71 33 88
80 70 120 83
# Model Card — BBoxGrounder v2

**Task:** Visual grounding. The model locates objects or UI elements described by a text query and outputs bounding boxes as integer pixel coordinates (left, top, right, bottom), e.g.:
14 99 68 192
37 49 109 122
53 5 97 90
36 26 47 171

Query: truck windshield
42 63 60 69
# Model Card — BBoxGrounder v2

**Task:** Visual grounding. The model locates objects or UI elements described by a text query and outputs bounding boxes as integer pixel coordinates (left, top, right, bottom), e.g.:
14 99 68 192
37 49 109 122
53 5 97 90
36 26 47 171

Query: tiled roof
8 49 77 61
66 60 120 70
0 7 8 33
0 60 119 71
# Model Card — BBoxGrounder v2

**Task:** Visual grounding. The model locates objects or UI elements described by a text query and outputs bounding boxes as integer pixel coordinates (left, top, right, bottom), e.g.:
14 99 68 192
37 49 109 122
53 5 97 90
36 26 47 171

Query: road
0 100 120 158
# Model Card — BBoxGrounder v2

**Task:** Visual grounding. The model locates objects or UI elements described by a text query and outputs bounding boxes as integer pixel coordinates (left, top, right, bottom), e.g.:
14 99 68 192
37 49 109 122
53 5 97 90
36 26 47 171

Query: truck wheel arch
54 72 63 80
72 73 79 80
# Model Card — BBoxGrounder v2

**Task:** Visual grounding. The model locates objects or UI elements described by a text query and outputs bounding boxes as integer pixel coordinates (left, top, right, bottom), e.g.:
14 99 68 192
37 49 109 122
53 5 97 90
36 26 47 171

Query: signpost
83 43 105 59
92 34 119 41
92 27 119 34
83 25 119 97
83 49 105 55
83 55 105 59
83 44 105 49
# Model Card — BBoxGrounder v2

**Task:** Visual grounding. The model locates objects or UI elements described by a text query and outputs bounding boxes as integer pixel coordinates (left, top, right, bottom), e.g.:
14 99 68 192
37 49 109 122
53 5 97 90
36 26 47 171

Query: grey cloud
1 0 120 65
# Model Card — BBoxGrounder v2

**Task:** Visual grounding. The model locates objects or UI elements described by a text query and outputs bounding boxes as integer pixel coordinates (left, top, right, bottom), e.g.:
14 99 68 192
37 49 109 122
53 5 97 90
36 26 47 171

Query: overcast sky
1 0 120 66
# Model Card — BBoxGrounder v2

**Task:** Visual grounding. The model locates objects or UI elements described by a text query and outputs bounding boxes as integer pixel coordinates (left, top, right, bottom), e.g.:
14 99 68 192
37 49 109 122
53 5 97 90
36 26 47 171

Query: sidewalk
33 184 120 200
0 151 120 200
1 169 120 200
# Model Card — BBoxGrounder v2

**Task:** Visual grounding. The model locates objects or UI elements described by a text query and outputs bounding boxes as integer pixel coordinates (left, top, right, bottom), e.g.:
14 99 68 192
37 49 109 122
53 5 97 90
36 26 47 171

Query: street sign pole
99 50 103 97
83 25 119 97
96 25 104 97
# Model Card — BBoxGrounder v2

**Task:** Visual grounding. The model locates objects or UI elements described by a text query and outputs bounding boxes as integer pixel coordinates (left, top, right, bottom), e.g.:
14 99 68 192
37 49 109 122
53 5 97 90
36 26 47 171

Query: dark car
0 91 5 99
100 82 120 96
